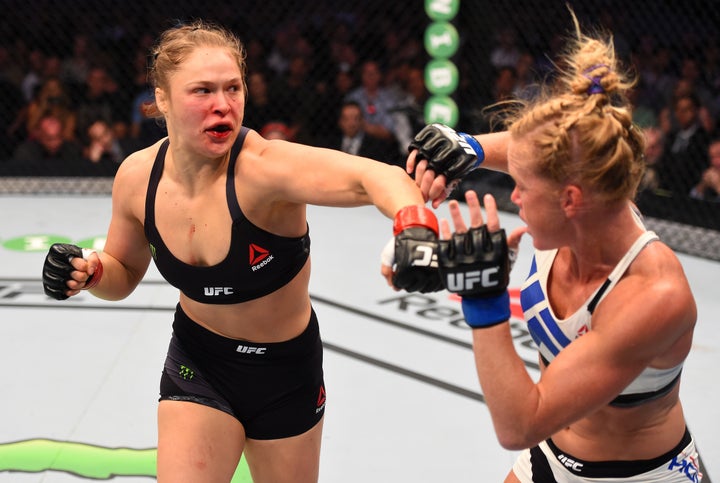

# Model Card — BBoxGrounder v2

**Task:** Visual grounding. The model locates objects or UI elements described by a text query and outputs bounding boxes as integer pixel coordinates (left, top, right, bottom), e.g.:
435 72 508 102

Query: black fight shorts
159 304 325 440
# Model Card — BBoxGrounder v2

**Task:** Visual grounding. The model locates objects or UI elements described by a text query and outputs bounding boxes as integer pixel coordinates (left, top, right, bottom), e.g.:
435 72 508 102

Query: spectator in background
323 100 397 165
676 57 714 114
269 54 317 143
690 138 720 201
12 115 82 163
129 84 165 149
473 65 519 134
266 22 302 78
83 119 130 167
640 126 665 192
0 45 25 88
657 92 711 198
639 45 677 112
327 22 358 75
20 48 46 103
344 60 398 148
43 55 63 84
244 37 269 75
489 26 521 69
453 65 518 199
392 65 429 139
0 73 25 159
74 65 118 139
659 79 714 137
243 70 283 132
512 52 540 101
25 77 77 142
311 66 357 141
60 33 93 93
259 121 292 141
628 85 657 129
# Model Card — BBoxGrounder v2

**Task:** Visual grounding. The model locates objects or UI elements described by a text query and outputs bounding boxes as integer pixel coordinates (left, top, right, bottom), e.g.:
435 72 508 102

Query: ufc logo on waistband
237 345 267 354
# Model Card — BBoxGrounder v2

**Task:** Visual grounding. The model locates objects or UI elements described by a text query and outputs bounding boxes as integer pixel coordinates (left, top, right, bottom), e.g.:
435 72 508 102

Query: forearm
362 164 426 218
470 131 510 173
88 252 147 301
472 323 544 450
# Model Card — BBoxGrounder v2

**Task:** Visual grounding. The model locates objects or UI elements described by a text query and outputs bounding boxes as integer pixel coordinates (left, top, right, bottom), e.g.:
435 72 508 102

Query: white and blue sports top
520 230 684 408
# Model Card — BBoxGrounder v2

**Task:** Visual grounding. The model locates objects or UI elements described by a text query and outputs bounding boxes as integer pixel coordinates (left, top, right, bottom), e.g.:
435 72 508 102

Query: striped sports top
520 230 683 407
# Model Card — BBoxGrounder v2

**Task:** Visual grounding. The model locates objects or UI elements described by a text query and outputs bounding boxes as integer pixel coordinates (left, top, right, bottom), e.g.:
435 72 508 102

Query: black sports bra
144 128 310 304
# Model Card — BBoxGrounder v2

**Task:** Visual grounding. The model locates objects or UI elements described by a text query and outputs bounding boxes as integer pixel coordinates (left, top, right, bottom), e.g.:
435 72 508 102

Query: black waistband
172 303 319 360
545 427 692 477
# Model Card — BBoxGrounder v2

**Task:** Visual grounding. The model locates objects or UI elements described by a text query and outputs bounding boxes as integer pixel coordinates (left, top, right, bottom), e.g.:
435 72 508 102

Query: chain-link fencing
0 0 718 259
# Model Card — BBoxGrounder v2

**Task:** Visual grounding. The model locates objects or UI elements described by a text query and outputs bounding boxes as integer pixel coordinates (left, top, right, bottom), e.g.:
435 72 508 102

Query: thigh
244 417 324 483
157 400 245 483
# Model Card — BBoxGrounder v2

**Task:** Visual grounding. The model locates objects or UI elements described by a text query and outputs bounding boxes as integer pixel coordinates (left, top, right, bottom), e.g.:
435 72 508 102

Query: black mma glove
391 205 443 293
438 225 510 328
408 123 485 184
43 243 103 300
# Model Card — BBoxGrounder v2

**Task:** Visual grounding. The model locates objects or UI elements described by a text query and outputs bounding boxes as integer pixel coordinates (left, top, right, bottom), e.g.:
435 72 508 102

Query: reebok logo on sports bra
249 243 274 271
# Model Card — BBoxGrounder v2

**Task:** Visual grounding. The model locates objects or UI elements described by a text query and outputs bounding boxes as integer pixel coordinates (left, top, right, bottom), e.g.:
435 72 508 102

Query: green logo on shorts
179 365 194 380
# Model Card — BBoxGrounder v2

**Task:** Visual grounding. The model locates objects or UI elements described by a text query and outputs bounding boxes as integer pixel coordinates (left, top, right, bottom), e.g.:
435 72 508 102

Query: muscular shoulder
235 129 301 197
596 240 696 351
110 138 165 216
627 240 691 297
114 139 163 186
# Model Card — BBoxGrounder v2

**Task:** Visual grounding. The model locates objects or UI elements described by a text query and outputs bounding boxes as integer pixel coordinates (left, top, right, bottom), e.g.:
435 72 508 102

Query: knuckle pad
42 243 82 300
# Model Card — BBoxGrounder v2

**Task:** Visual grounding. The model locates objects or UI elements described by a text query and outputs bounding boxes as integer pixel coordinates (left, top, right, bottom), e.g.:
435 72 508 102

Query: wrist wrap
458 133 485 167
461 291 511 328
83 257 103 290
391 205 443 293
393 205 439 236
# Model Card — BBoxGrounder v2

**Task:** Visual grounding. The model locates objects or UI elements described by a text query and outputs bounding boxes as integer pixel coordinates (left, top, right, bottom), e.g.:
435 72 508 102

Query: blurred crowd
0 1 718 204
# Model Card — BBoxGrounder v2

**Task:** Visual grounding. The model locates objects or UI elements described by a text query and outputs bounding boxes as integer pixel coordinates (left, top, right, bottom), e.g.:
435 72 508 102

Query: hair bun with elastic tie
582 64 609 95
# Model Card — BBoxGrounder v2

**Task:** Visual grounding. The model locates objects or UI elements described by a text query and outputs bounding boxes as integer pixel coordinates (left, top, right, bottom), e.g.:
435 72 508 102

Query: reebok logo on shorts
316 385 326 414
249 243 274 271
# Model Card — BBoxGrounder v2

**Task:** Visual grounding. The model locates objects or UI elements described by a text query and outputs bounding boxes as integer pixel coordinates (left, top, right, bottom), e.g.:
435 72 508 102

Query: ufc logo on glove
445 267 501 292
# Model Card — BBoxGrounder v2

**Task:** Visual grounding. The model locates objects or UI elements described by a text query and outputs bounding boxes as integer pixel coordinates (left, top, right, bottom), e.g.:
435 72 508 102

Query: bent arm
472 275 694 450
87 157 152 300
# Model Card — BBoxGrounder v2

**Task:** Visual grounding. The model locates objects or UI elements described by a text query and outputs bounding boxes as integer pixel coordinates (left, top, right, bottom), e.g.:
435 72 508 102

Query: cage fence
0 0 718 260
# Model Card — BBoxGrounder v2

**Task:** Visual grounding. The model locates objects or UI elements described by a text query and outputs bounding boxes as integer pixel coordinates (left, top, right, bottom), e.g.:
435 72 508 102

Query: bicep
99 163 152 294
534 287 688 427
536 329 647 424
253 141 400 207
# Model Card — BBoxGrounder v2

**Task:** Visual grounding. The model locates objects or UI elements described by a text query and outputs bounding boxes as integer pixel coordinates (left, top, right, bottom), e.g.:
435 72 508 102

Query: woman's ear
561 184 583 218
155 87 168 115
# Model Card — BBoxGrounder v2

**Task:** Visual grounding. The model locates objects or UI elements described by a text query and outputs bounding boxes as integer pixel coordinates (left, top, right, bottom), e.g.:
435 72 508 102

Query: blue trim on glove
461 291 510 328
459 132 485 167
